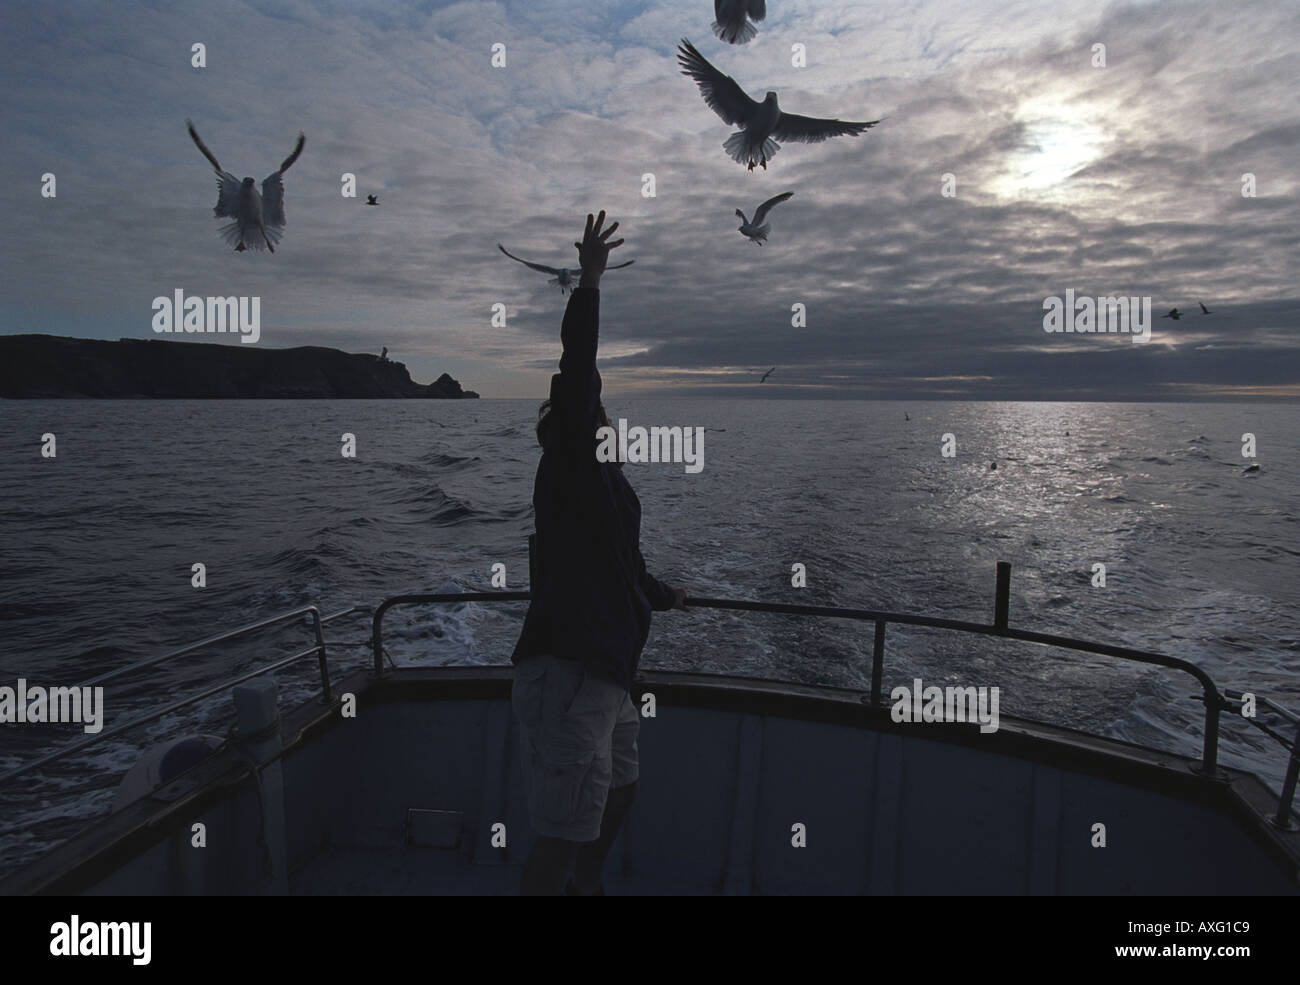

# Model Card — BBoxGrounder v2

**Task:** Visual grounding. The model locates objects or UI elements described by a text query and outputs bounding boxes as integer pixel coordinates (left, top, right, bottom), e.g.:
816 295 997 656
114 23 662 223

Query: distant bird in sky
736 191 794 244
760 366 775 382
498 244 633 294
713 0 766 44
366 194 378 206
1163 308 1182 320
1199 301 1211 314
677 38 878 170
187 120 304 253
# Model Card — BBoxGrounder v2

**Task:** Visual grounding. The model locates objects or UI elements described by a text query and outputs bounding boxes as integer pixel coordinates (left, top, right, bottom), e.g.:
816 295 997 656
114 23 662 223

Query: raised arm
547 290 601 454
546 211 625 456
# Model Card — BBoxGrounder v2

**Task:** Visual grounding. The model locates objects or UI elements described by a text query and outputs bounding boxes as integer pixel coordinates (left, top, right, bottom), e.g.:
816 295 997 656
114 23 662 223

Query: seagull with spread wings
187 120 305 253
498 244 634 294
736 191 793 244
713 0 766 44
677 38 878 170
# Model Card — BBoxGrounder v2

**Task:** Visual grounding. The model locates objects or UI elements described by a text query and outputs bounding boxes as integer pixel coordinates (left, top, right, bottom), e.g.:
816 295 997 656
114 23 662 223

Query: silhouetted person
511 211 686 896
380 346 388 361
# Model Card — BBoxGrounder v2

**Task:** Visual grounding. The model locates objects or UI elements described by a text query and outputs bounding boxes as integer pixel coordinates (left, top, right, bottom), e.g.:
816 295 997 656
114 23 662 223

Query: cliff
0 335 479 399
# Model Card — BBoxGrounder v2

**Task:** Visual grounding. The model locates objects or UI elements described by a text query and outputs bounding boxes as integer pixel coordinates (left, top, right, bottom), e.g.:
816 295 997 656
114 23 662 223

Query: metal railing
370 556 1298 829
0 604 371 787
1225 690 1300 831
4 559 1294 832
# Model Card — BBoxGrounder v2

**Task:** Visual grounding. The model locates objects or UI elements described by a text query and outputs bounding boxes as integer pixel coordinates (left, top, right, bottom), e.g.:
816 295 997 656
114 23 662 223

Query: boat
1 551 1296 896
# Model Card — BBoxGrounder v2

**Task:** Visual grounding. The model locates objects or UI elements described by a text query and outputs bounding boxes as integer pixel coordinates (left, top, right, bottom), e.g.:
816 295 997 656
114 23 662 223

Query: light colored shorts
512 654 639 842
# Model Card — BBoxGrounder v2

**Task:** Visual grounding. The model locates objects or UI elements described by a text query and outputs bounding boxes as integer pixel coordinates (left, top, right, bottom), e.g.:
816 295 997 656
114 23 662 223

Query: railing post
1200 694 1220 776
870 621 886 705
528 534 537 593
372 604 386 679
1274 720 1300 829
994 561 1011 629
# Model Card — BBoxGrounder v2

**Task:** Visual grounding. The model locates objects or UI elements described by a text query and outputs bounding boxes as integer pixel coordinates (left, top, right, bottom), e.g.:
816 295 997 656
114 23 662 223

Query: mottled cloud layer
0 0 1296 398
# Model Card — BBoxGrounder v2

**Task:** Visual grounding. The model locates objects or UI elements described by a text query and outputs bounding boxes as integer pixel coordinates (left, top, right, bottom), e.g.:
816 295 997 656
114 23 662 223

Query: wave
424 451 482 469
397 484 479 525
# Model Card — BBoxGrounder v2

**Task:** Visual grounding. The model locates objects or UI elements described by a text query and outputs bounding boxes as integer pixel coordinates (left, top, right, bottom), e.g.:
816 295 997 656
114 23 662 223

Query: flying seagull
737 191 793 244
1163 308 1182 320
713 0 766 44
187 120 304 253
760 366 775 382
677 38 878 170
1199 301 1211 314
366 194 378 206
498 244 633 294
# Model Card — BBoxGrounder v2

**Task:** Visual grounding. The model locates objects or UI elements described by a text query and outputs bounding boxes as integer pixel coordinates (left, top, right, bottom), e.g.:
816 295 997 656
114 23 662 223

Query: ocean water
1 398 1297 875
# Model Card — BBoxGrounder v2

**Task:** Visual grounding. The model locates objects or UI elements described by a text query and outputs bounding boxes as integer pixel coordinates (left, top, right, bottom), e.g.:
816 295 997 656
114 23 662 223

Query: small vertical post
372 606 385 678
1274 720 1300 829
870 621 886 706
528 534 537 594
994 561 1011 629
1200 696 1220 777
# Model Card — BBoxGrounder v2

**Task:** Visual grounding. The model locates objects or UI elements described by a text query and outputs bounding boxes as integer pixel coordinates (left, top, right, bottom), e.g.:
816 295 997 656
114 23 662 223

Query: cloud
0 0 1296 399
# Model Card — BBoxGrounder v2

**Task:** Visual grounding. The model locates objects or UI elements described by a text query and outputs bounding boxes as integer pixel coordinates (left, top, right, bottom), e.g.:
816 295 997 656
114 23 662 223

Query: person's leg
522 834 580 895
572 780 637 894
512 655 612 894
572 692 640 894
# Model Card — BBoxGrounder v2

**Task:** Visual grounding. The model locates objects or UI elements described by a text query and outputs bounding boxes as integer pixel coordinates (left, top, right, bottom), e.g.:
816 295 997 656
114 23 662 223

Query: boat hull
4 667 1297 896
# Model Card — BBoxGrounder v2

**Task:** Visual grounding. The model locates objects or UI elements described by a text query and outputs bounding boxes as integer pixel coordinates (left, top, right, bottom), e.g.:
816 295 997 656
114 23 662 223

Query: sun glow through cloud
992 94 1108 199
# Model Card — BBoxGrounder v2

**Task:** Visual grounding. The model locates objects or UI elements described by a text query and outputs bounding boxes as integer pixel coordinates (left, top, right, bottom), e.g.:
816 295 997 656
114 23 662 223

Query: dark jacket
511 287 677 690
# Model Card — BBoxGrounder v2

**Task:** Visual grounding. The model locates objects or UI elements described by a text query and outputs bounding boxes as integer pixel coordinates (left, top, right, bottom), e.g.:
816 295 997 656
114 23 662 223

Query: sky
0 0 1297 400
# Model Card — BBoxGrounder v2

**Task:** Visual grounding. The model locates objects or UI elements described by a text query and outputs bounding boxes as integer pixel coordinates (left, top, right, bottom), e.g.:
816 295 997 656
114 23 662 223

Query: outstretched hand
575 210 624 289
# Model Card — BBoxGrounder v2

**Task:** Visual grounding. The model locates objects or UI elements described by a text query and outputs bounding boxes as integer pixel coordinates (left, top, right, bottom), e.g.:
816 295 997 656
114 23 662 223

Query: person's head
536 398 611 447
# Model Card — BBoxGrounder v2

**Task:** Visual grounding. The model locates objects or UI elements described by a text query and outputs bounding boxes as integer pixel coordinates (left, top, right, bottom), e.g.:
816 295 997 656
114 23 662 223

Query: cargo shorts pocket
534 749 596 826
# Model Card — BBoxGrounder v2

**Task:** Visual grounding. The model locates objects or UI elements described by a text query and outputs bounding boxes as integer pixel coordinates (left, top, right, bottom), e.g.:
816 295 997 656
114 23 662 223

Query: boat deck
289 845 705 896
4 580 1297 897
271 668 1299 896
